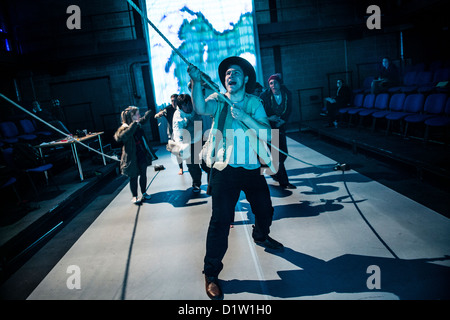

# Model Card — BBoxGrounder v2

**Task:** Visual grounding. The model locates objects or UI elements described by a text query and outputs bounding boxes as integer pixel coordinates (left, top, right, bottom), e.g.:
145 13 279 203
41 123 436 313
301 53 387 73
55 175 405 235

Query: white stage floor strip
27 138 450 300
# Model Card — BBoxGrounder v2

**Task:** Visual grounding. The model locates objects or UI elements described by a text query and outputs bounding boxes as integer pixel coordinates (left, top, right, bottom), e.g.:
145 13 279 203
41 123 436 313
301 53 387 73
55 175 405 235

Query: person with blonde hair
114 106 154 204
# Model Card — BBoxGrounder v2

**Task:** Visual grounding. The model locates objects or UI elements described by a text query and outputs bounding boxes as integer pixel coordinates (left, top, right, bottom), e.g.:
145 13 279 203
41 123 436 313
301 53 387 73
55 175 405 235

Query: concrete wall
3 0 447 142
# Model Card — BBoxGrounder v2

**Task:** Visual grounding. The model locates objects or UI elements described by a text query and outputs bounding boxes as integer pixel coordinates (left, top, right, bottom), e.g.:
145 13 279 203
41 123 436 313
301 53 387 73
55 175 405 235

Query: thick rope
124 0 238 108
125 0 334 168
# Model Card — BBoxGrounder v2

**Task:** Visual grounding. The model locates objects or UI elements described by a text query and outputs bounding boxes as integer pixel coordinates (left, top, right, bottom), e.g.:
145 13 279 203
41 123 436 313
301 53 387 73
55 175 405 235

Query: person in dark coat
260 73 296 189
323 79 351 127
114 106 154 204
155 94 185 175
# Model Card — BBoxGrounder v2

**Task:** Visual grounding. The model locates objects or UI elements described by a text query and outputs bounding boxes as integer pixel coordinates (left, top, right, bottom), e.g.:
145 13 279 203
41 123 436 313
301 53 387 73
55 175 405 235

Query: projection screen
143 0 262 110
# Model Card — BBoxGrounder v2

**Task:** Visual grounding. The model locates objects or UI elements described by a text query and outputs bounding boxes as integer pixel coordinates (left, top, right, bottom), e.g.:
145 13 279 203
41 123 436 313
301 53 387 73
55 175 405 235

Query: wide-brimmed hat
218 56 256 94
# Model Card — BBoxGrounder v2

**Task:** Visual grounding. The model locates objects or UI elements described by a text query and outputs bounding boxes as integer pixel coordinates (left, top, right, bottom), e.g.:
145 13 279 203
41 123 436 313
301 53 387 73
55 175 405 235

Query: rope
124 0 333 168
125 0 239 108
2 2 332 170
341 170 399 259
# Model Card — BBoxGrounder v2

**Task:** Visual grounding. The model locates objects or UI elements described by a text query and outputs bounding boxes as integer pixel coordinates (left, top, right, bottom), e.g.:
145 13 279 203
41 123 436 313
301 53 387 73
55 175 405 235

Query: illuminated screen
143 0 261 109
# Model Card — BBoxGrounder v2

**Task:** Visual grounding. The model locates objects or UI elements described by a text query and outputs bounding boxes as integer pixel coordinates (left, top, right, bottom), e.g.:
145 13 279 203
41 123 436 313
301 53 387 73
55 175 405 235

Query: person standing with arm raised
260 73 296 189
188 57 284 300
114 107 153 204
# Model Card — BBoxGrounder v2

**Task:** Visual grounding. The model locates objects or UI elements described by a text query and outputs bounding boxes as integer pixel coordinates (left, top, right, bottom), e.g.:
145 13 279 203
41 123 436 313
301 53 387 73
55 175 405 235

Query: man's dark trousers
203 165 274 277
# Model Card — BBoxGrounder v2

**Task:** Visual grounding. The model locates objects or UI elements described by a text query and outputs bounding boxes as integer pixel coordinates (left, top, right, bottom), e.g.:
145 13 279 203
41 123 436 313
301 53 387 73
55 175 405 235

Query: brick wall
29 54 151 139
255 0 399 127
6 0 151 143
6 0 445 142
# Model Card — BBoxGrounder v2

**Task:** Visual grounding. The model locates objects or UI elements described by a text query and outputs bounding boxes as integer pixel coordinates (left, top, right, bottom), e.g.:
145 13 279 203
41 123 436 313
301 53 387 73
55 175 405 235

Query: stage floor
26 137 450 300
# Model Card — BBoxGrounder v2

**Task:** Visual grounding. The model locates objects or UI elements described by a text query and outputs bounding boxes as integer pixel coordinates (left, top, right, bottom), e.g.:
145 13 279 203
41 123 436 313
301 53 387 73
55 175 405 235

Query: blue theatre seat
423 97 450 141
403 93 447 137
358 93 390 117
370 93 406 131
401 71 433 93
338 93 364 115
347 93 375 116
384 93 425 134
388 72 416 94
1 147 57 199
353 76 374 94
19 119 52 140
0 121 37 144
385 94 425 121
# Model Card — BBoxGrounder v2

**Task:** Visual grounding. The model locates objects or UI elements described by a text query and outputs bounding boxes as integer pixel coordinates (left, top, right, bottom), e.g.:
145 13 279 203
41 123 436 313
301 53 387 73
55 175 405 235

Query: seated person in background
32 100 70 135
371 57 399 94
260 73 296 189
50 99 67 123
322 79 351 127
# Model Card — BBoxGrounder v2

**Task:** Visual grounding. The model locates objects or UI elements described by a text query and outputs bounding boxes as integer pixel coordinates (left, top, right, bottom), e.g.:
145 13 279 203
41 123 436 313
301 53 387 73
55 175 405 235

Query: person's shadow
221 246 450 299
142 188 209 207
232 195 359 225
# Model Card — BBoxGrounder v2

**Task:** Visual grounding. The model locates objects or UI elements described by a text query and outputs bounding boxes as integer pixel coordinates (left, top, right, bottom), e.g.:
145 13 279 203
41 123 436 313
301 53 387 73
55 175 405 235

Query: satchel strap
216 101 229 134
211 100 229 161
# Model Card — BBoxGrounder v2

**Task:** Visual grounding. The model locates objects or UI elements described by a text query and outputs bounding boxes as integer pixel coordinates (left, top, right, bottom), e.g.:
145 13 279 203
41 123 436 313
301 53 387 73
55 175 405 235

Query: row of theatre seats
355 61 449 95
0 119 58 206
338 92 450 141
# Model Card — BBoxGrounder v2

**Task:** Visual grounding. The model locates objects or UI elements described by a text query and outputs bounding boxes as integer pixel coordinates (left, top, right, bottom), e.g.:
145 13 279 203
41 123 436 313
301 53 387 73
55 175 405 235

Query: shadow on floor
222 246 450 300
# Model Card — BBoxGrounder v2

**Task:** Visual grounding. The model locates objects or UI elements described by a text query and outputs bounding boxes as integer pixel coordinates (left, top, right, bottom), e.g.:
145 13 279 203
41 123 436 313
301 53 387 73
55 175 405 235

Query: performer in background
31 99 70 135
114 106 153 204
155 94 184 175
172 93 202 193
260 73 296 189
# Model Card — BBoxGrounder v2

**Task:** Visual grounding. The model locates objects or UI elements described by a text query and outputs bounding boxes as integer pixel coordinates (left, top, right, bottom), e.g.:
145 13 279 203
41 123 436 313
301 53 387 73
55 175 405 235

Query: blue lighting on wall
0 28 12 52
